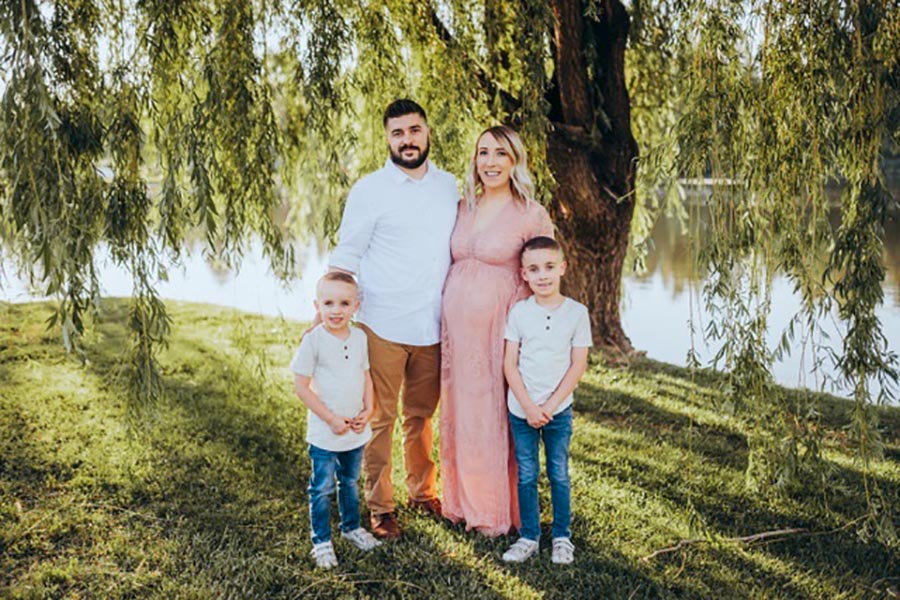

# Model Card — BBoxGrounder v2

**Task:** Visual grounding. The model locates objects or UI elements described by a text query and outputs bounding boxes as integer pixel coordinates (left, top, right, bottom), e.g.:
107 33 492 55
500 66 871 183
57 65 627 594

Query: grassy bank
1 300 898 599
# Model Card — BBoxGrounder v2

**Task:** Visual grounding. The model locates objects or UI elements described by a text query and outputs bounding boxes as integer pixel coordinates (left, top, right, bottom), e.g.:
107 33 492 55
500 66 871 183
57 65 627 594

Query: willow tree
1 0 898 536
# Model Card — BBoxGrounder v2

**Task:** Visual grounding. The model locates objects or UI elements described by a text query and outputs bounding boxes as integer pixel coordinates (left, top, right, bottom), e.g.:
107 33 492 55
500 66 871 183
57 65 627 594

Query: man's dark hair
520 236 562 260
383 99 427 127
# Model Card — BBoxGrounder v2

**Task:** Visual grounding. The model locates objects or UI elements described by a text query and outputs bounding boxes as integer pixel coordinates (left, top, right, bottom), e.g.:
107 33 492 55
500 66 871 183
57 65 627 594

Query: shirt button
345 355 349 359
545 326 550 331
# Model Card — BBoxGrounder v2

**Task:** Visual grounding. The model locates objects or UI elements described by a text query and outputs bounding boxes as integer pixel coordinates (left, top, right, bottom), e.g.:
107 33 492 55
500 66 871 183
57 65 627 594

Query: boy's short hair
520 236 563 261
383 99 427 127
317 271 358 293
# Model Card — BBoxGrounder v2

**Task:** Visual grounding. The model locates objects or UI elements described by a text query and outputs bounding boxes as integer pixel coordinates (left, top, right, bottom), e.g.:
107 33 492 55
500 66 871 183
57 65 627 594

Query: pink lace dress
440 199 554 536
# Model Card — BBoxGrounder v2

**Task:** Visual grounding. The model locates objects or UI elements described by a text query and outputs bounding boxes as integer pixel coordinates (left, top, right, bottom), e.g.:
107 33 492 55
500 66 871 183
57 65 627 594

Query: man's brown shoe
408 497 443 520
370 512 401 539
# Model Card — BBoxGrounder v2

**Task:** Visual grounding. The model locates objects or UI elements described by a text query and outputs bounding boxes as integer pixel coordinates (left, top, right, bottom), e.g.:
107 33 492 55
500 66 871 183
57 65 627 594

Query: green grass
1 299 898 599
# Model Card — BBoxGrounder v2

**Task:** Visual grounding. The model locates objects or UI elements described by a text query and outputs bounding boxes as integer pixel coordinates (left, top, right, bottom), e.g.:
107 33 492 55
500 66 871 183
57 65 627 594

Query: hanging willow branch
1 0 898 544
628 0 900 544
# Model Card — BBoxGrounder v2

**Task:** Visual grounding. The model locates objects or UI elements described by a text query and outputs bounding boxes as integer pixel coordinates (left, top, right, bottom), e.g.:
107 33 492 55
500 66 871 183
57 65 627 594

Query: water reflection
623 205 899 401
2 205 898 402
633 206 900 308
0 240 329 323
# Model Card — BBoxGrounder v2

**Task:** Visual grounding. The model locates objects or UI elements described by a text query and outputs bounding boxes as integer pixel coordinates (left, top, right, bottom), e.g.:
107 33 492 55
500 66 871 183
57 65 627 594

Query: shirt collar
530 295 568 313
384 157 434 184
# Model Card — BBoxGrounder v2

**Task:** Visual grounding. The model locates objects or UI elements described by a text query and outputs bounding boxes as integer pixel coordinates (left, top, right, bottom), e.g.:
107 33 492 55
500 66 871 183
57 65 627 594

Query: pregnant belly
443 262 518 317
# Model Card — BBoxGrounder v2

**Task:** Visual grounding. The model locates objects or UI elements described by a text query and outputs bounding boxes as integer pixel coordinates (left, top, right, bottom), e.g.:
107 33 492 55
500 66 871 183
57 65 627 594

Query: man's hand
328 414 351 435
524 404 552 429
349 406 372 433
301 312 323 340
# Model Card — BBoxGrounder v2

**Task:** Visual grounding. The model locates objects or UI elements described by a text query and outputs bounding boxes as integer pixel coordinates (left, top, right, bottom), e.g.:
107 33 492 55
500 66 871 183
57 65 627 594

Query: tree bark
547 0 638 354
431 1 638 353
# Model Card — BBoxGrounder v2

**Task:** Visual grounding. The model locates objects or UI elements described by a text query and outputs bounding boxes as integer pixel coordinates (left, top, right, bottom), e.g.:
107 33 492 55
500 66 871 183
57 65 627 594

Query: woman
440 125 554 536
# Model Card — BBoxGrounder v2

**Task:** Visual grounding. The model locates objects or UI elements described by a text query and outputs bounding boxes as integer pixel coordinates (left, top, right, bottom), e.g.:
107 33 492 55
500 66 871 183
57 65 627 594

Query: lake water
2 210 898 403
623 210 900 401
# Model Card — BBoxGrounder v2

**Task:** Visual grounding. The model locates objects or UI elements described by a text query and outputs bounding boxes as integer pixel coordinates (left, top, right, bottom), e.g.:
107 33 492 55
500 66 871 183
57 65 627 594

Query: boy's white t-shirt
290 324 373 452
504 296 593 418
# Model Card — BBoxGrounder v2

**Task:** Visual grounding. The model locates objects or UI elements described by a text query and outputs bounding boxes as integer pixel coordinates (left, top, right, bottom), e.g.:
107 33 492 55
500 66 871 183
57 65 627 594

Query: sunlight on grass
2 300 898 599
824 450 900 480
412 519 544 600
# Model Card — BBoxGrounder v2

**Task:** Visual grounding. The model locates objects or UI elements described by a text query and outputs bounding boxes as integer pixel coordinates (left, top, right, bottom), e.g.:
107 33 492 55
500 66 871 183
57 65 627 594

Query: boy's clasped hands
326 407 372 435
523 403 553 428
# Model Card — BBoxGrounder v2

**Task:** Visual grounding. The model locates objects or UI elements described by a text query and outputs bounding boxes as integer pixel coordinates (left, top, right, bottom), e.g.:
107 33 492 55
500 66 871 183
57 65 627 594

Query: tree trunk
547 0 638 354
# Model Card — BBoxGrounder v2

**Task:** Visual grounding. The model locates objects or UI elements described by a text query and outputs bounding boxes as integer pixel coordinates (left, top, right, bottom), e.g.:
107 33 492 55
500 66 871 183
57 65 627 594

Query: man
328 99 459 539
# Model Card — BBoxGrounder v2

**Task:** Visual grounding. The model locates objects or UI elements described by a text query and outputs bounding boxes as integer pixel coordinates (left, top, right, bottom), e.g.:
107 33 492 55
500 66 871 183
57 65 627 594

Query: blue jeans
308 444 364 544
509 406 573 541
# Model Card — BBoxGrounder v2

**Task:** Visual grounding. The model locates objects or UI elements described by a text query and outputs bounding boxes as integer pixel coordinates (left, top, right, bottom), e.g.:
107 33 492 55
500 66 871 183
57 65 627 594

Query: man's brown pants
358 323 440 515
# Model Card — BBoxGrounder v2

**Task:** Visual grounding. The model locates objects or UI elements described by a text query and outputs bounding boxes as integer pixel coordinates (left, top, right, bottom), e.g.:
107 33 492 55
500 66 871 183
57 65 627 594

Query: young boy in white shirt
501 236 593 565
291 272 381 569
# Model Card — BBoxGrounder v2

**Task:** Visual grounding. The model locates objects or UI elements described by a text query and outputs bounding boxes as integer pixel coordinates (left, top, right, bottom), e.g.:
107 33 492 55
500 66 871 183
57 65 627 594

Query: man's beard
389 141 430 169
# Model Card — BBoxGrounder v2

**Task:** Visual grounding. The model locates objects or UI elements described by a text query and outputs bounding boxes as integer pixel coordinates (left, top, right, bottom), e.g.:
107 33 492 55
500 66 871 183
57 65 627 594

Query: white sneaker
311 541 338 569
551 537 575 564
341 527 382 551
502 537 539 563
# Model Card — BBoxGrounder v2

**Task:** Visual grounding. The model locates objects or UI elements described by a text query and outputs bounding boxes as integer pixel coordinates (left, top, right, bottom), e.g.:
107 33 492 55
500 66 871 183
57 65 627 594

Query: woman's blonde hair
463 125 535 210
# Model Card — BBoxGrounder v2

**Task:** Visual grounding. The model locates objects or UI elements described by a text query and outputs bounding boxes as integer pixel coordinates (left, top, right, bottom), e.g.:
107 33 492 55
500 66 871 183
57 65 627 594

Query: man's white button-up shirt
329 159 459 346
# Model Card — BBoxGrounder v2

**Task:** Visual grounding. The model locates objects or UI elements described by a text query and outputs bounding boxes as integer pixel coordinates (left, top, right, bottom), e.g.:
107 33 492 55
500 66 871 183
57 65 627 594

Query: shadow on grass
0 402 73 499
82 306 702 597
384 511 670 599
503 518 691 599
570 372 900 595
77 308 319 594
7 300 896 598
576 380 749 472
885 445 900 463
568 438 898 596
631 357 900 443
0 401 90 596
117 303 900 597
72 303 548 597
627 358 727 393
